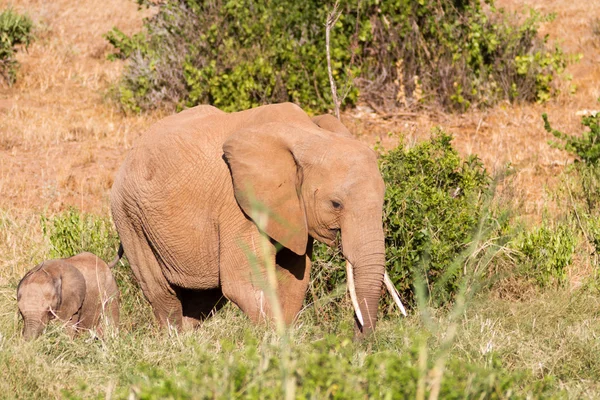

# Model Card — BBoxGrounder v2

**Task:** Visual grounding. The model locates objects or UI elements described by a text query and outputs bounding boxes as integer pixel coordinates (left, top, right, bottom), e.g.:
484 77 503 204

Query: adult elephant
111 102 396 334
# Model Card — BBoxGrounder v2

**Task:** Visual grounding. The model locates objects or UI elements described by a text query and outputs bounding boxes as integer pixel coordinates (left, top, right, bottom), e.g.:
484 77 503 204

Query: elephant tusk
345 261 364 326
384 271 407 317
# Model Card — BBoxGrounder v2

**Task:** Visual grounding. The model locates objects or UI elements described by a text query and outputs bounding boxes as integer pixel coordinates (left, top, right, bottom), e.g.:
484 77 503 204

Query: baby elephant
17 252 120 340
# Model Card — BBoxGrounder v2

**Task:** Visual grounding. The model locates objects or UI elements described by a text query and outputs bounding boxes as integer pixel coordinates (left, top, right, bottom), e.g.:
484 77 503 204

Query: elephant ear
312 114 352 137
223 123 308 255
55 265 86 321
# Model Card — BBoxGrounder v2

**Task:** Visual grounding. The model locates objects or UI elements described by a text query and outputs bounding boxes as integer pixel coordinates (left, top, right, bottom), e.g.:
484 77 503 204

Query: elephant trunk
22 316 45 340
341 218 386 335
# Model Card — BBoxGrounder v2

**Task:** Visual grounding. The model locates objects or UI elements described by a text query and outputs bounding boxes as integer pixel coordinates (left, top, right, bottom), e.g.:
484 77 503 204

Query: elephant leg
96 296 119 337
135 251 182 329
78 294 98 331
220 229 277 324
117 221 183 329
221 263 268 324
95 294 119 336
108 296 120 329
274 244 313 324
220 229 312 326
65 313 81 338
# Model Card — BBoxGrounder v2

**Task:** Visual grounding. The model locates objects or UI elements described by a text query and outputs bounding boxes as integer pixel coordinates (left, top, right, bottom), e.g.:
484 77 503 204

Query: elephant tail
108 243 124 269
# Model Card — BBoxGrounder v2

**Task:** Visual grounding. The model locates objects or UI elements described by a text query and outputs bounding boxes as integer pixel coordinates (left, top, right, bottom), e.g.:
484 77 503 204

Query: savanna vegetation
1 0 600 398
106 0 567 113
0 7 32 85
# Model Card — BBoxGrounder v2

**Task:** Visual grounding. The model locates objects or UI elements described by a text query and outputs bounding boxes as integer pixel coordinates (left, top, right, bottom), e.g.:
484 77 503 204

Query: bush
380 130 495 304
544 112 600 167
106 0 566 113
512 221 577 287
311 129 493 309
544 112 600 266
40 207 119 261
0 8 33 85
359 0 566 111
105 0 358 113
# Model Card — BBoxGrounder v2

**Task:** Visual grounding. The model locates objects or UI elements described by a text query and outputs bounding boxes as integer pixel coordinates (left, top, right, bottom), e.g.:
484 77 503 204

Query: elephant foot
182 316 202 330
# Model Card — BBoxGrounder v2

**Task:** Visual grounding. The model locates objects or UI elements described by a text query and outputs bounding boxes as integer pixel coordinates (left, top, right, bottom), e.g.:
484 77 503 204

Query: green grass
1 209 600 398
0 287 572 399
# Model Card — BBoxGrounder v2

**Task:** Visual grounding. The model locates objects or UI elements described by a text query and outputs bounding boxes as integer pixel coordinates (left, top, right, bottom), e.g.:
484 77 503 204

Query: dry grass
453 289 600 396
0 0 165 214
0 209 46 286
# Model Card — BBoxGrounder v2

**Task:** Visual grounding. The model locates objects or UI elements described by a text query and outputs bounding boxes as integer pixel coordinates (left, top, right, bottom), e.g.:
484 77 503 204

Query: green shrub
544 112 600 166
0 8 33 85
105 0 359 114
512 221 577 287
544 111 600 266
360 0 566 110
40 207 119 261
107 0 566 113
312 129 493 309
381 130 494 304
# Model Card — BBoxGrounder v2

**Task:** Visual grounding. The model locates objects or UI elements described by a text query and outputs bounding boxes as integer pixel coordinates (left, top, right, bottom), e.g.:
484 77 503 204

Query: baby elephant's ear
223 123 308 255
55 265 86 321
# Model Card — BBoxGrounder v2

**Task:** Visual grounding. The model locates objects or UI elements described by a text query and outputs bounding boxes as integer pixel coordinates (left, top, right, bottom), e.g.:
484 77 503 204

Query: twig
475 116 484 135
338 0 361 106
326 0 342 120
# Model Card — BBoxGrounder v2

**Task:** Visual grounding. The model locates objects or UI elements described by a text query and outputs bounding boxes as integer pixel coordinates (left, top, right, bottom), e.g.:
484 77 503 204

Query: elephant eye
331 200 342 210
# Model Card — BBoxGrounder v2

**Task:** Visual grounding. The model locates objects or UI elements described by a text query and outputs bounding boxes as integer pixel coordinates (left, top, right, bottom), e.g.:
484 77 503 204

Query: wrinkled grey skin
17 252 120 340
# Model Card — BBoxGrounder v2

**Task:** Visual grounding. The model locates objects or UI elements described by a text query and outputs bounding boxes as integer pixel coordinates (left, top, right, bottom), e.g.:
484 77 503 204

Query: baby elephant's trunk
22 318 44 340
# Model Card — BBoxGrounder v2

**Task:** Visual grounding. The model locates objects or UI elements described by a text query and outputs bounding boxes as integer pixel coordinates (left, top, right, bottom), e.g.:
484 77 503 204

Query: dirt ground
0 0 599 221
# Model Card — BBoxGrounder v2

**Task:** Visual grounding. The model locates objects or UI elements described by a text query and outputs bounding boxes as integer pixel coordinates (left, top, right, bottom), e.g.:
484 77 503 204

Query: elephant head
223 116 386 333
17 262 86 340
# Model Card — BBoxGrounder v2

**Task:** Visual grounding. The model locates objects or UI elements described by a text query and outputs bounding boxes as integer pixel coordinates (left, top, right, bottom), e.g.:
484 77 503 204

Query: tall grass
0 289 567 399
1 204 599 398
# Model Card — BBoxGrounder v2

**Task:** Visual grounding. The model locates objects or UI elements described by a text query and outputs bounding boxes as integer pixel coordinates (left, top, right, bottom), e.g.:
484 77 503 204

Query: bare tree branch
326 0 341 120
338 0 361 108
